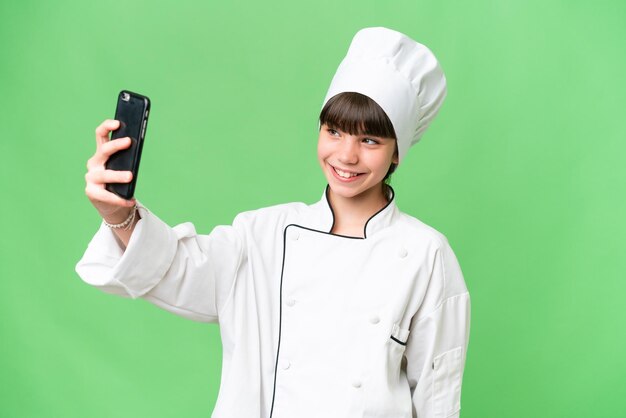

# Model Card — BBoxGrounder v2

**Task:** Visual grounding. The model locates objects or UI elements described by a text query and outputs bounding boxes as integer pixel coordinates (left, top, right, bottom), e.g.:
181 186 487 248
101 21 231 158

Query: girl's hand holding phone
84 119 138 224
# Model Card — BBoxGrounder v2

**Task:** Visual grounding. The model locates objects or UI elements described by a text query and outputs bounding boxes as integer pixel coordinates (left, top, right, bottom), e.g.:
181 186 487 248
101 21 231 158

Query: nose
337 137 359 165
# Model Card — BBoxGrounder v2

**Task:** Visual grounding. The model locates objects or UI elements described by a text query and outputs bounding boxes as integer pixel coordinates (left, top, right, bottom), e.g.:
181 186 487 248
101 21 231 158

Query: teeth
335 167 359 178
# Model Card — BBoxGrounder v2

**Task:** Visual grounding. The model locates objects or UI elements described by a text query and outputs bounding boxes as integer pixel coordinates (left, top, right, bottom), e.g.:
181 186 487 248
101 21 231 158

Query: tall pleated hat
321 27 447 164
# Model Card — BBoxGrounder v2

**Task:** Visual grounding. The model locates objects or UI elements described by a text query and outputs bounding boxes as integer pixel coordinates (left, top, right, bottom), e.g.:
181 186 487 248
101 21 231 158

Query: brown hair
318 92 398 195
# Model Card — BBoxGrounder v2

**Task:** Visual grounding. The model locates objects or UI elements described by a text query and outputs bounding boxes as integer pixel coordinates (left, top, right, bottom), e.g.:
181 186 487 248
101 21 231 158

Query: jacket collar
307 184 398 239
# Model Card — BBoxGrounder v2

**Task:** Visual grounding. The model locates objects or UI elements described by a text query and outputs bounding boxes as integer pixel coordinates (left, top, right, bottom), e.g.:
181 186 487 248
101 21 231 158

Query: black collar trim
286 223 363 240
323 184 396 239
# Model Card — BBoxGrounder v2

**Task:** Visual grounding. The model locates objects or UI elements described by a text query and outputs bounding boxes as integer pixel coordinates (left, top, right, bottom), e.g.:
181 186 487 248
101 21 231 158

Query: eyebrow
325 124 389 140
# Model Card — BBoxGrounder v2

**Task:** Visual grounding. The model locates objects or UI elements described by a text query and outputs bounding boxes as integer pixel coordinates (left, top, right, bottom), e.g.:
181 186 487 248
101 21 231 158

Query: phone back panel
105 90 150 199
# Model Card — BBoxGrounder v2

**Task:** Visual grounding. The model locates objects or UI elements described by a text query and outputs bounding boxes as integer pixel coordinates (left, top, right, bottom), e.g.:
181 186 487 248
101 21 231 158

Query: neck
327 184 390 237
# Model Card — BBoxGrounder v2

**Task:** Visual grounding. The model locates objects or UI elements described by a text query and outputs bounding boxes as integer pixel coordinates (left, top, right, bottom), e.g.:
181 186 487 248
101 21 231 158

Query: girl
77 27 470 418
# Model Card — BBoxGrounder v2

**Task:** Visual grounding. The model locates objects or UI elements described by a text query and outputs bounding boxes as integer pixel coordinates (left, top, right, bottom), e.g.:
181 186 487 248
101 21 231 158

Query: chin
327 181 369 199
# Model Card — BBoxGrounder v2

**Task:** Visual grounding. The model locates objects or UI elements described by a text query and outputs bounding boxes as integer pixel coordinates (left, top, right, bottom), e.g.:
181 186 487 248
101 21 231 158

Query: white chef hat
321 27 447 164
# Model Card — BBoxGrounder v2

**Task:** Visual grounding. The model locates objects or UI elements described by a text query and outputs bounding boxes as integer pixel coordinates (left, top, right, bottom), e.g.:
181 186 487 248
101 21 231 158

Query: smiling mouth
330 164 363 179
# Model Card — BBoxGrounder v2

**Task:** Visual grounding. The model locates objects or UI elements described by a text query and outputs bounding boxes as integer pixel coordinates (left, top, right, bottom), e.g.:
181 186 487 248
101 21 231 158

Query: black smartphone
105 90 151 200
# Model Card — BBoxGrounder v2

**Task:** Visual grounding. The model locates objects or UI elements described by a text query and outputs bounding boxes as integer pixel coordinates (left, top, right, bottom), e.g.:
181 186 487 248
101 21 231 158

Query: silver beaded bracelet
103 203 138 231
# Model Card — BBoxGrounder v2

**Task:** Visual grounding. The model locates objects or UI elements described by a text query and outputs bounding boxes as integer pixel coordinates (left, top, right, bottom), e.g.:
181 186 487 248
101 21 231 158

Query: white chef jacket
75 186 470 418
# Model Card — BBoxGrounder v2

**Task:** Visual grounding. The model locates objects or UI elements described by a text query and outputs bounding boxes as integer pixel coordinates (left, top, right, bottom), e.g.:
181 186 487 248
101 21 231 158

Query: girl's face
317 123 398 200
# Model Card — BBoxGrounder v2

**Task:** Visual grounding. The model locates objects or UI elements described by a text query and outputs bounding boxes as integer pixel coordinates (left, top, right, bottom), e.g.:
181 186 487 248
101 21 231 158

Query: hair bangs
319 92 397 140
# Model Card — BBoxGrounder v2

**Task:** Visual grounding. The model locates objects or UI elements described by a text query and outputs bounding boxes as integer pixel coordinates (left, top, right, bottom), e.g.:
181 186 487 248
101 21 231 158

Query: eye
327 128 339 136
363 137 379 145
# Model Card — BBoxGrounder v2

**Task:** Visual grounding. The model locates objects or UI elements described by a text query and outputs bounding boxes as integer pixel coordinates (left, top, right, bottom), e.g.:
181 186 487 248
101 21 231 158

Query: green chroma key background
1 0 625 417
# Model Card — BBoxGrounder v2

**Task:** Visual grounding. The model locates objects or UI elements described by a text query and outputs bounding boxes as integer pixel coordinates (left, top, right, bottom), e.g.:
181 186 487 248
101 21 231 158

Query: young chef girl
77 26 471 418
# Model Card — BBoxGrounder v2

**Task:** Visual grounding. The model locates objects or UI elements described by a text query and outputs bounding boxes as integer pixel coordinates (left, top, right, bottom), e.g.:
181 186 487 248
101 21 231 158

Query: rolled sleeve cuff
109 201 178 298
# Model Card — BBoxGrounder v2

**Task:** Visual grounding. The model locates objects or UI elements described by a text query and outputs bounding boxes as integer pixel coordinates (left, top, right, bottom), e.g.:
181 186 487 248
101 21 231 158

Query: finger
97 136 132 160
95 119 121 146
86 184 137 207
86 169 133 185
88 136 131 167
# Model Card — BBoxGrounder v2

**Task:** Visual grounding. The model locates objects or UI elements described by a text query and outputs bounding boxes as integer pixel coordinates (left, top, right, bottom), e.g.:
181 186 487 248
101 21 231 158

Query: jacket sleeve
74 201 246 323
405 237 471 418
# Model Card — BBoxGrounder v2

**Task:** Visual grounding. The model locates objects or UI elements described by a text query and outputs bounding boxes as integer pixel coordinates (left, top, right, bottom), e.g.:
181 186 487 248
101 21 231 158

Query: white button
398 247 408 258
286 298 296 307
369 315 380 324
291 231 300 241
352 380 362 388
280 360 291 370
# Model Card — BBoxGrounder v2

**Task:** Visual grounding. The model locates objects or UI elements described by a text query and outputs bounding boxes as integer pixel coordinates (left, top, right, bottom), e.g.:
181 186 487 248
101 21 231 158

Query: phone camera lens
121 92 130 102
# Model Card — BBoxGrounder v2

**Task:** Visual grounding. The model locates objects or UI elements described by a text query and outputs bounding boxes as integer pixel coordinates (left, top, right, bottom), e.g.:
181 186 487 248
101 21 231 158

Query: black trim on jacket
268 185 397 417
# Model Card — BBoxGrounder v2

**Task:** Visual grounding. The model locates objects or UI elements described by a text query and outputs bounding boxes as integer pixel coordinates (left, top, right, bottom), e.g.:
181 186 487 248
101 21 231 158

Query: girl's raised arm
84 119 140 248
75 204 247 322
77 120 246 322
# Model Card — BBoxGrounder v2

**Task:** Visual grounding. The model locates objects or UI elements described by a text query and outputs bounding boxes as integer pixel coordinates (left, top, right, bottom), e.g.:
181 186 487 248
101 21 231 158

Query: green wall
1 0 625 417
